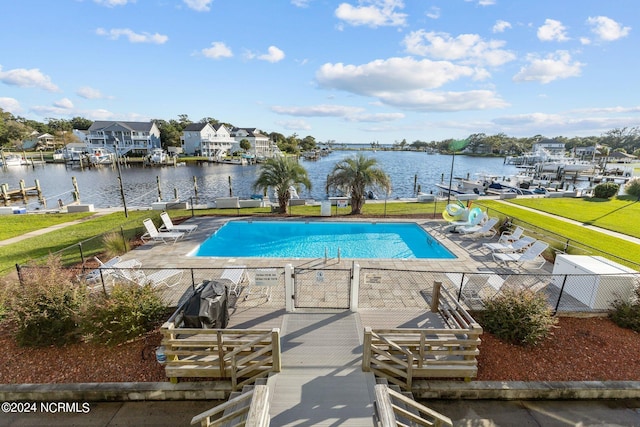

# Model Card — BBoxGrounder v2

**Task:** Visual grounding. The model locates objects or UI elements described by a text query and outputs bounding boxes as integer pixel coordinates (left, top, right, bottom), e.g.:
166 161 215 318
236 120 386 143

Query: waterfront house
181 123 234 159
231 127 272 158
532 139 566 156
86 121 161 156
22 131 56 150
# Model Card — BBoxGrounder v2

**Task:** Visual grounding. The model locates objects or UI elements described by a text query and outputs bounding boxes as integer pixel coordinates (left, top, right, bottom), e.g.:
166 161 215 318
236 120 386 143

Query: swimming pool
192 221 455 259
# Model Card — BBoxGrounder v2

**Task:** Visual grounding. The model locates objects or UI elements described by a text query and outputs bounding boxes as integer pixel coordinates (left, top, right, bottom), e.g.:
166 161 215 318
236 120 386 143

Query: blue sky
1 0 638 144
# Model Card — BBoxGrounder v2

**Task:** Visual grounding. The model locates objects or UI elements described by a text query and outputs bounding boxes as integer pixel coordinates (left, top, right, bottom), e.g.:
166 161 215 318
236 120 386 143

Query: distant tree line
1 108 638 157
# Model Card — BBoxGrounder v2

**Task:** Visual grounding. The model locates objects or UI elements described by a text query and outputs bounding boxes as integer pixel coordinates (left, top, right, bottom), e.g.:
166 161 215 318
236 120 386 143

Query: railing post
431 281 442 313
15 263 23 285
362 327 372 372
554 274 569 314
271 328 281 373
350 262 360 312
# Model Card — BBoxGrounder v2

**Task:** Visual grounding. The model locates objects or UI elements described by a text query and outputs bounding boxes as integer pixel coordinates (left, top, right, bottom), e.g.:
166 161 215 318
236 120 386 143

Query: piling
156 176 163 201
72 176 80 202
193 176 198 203
228 176 233 197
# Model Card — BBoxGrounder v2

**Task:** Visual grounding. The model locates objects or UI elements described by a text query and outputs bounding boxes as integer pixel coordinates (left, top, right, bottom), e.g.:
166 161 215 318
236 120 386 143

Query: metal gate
293 267 352 310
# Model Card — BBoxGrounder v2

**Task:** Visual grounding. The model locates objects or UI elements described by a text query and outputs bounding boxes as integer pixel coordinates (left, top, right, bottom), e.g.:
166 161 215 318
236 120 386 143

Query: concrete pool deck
115 215 555 309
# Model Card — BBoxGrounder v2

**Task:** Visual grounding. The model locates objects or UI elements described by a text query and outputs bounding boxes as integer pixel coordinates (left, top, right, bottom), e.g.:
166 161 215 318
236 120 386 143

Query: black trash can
182 280 230 329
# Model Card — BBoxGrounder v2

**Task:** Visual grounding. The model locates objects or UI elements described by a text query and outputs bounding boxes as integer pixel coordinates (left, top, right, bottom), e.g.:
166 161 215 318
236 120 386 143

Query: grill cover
182 280 229 329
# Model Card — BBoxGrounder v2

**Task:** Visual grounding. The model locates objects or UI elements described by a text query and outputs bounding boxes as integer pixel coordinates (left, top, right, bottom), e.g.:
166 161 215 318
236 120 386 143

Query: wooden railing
160 320 281 389
363 281 483 389
190 385 270 427
374 384 452 427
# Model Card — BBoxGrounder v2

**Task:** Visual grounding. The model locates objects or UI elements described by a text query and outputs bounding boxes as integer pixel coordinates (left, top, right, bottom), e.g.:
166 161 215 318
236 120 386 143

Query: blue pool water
192 221 455 259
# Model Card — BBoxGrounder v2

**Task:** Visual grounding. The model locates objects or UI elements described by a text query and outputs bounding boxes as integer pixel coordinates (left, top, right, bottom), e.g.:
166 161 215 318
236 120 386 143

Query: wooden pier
0 180 44 206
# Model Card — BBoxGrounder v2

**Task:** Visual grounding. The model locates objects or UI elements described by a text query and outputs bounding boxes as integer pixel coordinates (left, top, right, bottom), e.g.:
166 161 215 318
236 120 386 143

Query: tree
239 139 252 152
69 117 93 130
253 157 311 214
326 154 391 215
299 135 317 152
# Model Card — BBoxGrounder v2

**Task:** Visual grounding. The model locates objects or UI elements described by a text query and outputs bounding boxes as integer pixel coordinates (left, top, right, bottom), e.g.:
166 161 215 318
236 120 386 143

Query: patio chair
482 236 536 253
80 256 121 284
114 265 184 288
159 211 198 235
221 265 247 297
492 240 549 269
141 218 185 244
498 226 524 244
446 272 505 306
457 217 498 239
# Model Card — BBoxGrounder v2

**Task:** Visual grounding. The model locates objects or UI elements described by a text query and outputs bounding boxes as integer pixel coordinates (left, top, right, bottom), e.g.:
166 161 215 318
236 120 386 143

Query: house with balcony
231 127 273 158
532 139 566 156
181 123 234 159
22 131 56 150
86 121 161 155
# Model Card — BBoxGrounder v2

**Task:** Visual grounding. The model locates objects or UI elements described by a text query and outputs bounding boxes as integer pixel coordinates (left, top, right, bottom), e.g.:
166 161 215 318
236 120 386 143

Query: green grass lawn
503 196 640 239
0 212 94 241
476 199 640 267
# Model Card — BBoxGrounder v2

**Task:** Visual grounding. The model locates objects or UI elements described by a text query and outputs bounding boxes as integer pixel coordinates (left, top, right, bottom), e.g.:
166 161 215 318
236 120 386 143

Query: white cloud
271 104 363 117
0 66 59 92
53 98 74 109
379 89 508 111
492 20 511 33
586 16 631 41
426 6 440 20
96 28 168 44
183 0 212 12
317 57 476 95
258 46 285 63
77 86 106 99
537 19 569 42
402 31 516 67
201 42 233 59
513 51 584 84
347 112 405 122
275 119 312 131
291 0 311 7
0 97 21 114
335 0 407 28
465 0 495 5
94 0 133 7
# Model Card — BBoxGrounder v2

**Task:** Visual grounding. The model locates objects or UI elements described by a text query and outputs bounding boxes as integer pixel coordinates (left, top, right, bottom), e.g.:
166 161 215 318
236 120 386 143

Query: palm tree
253 157 311 214
326 153 391 215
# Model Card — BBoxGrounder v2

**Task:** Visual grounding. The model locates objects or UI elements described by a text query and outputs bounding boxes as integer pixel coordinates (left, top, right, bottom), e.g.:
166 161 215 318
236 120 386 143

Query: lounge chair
159 211 198 235
498 226 524 244
493 240 549 269
81 256 121 284
446 272 505 306
141 218 184 244
457 217 498 239
482 236 536 253
114 265 184 288
221 265 247 297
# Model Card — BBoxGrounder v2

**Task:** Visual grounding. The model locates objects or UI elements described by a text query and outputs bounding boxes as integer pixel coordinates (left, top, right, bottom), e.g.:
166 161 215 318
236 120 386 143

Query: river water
1 151 518 210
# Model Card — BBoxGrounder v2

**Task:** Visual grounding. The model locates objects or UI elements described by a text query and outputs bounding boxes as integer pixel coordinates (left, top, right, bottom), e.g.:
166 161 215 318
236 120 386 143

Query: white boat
435 177 489 196
88 148 114 165
149 148 168 164
0 153 27 166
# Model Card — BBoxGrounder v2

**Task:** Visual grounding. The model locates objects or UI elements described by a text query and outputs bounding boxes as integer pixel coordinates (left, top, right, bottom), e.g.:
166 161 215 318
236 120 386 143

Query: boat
88 148 115 165
435 176 489 196
0 153 27 166
149 148 168 164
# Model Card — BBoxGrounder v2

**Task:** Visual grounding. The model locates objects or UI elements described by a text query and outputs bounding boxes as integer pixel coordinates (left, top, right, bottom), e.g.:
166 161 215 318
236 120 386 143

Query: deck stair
191 378 270 427
373 378 452 427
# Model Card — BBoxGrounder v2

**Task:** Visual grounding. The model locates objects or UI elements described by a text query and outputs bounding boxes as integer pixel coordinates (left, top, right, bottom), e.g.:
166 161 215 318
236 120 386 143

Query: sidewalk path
492 199 640 246
0 209 118 247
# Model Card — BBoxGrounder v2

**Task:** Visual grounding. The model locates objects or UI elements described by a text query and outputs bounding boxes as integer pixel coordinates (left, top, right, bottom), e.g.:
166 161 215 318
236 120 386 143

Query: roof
88 121 156 132
183 123 210 132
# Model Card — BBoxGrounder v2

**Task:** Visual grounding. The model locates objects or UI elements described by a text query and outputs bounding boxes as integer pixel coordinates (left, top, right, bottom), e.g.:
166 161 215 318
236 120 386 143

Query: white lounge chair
159 212 198 235
221 265 247 297
114 265 183 288
493 240 549 269
81 256 121 284
457 217 498 239
498 226 524 244
482 236 536 253
142 218 184 244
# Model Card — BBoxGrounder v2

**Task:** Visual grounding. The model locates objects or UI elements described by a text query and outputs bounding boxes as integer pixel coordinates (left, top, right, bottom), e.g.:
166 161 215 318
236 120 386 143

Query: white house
181 123 234 159
532 139 566 156
86 121 161 155
231 128 272 157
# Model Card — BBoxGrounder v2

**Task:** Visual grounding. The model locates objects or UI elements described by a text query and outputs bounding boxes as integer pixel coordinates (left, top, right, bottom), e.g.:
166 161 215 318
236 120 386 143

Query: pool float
442 202 468 222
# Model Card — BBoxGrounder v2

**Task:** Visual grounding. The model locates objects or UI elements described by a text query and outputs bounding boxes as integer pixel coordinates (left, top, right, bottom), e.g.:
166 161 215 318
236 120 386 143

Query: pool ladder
324 246 341 263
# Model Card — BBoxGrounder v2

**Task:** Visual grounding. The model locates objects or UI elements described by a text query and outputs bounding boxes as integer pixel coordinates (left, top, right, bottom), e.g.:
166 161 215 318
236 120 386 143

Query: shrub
80 283 166 345
624 177 640 198
593 182 620 199
481 287 558 346
102 231 130 258
608 284 640 332
9 256 87 347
